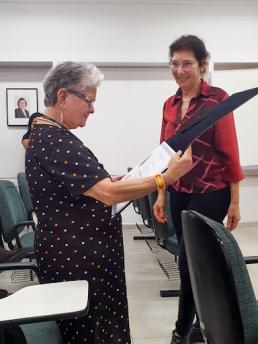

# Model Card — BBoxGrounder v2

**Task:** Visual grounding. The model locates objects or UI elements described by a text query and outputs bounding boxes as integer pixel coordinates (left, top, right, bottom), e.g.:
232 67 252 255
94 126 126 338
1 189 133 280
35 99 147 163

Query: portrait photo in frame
6 88 38 126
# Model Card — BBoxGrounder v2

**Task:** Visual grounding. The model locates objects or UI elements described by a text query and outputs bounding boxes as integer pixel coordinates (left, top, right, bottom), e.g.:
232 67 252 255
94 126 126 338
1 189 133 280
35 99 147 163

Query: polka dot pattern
26 123 131 343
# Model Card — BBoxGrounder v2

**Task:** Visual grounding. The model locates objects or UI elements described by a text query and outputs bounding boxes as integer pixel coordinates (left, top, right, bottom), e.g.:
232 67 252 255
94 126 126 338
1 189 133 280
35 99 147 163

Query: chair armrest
0 262 39 276
14 220 35 231
244 256 258 264
0 247 34 263
0 281 89 326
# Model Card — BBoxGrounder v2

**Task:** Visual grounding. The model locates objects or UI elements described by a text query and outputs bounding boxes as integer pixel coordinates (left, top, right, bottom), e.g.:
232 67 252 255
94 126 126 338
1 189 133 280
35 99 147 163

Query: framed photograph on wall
6 88 38 126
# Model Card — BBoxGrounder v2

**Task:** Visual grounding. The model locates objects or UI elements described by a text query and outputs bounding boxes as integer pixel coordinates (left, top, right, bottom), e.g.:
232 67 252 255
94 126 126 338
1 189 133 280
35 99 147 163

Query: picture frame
6 88 39 126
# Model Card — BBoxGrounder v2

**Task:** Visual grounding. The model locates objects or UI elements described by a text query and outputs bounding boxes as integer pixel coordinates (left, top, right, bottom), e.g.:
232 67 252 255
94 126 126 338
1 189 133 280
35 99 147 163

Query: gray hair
43 61 104 106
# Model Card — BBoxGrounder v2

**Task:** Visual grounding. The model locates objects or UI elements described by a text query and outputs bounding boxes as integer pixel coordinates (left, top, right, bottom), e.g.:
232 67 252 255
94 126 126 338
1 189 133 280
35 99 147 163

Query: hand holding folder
165 146 192 183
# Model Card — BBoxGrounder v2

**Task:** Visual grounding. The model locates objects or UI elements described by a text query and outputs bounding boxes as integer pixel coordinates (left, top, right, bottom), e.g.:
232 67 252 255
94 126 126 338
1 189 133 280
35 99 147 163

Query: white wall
0 1 258 62
212 69 258 166
0 0 258 223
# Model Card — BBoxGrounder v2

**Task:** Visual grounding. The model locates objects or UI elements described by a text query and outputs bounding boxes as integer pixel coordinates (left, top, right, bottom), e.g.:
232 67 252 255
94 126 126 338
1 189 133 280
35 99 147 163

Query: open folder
112 86 258 217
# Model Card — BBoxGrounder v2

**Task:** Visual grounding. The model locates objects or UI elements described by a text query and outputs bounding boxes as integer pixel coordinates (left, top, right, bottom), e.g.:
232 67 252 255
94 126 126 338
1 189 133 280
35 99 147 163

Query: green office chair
132 198 140 214
182 210 258 344
148 191 179 257
17 173 34 222
0 180 35 251
137 195 153 229
0 261 89 344
132 195 155 241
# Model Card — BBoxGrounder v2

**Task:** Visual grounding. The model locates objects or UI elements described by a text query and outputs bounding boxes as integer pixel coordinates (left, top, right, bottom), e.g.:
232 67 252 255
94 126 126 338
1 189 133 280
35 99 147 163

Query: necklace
37 113 83 144
39 114 70 132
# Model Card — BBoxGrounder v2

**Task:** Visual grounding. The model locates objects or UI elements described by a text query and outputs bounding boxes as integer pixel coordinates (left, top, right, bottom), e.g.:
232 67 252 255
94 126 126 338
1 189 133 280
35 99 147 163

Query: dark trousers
169 186 231 336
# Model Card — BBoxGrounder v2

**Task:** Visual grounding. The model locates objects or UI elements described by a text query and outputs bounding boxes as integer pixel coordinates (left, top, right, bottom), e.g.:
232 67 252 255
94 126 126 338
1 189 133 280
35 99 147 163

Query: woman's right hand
163 146 192 185
153 189 168 223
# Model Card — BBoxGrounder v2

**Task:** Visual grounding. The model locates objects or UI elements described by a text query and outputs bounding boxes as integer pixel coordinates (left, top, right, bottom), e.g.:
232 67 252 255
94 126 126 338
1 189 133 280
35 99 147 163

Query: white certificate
112 142 175 216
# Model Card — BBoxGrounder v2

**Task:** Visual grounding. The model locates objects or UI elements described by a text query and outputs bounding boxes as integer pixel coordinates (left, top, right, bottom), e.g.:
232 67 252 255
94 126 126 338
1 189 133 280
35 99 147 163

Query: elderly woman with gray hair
25 61 192 343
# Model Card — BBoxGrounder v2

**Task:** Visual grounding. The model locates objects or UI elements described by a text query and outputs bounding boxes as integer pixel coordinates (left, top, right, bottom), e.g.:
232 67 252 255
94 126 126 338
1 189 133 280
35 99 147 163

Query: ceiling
0 0 257 4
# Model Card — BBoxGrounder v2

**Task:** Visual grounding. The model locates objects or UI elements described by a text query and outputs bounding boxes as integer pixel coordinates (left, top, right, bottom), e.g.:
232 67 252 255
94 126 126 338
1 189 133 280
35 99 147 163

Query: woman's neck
43 107 68 128
181 80 201 101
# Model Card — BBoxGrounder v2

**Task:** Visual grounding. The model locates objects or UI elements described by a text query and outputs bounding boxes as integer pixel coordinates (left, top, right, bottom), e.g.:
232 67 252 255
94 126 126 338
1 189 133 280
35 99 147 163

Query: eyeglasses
168 61 196 71
67 89 95 107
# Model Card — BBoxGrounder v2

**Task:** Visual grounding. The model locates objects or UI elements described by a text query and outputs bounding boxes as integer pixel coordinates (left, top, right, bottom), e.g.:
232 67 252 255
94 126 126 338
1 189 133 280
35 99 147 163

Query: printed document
112 142 175 216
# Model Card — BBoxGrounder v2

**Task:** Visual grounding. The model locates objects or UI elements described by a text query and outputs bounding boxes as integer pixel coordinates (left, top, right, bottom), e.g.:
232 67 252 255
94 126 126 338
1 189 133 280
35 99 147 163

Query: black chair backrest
2 327 27 344
148 191 176 240
132 198 140 214
138 196 153 228
182 210 258 344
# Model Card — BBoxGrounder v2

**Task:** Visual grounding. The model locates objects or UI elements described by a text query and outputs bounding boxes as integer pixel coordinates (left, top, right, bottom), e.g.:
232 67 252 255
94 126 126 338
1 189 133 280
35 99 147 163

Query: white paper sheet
112 142 175 216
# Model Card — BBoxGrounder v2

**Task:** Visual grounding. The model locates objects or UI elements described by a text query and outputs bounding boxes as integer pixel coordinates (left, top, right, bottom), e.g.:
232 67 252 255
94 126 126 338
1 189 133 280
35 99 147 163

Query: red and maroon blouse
160 79 244 194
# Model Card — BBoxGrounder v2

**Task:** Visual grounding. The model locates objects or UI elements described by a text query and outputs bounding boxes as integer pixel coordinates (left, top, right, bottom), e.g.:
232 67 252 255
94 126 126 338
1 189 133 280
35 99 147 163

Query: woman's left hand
226 203 241 231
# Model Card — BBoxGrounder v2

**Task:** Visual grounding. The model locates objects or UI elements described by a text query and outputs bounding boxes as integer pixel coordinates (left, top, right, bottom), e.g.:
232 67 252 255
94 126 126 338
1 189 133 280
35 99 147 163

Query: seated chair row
0 174 89 344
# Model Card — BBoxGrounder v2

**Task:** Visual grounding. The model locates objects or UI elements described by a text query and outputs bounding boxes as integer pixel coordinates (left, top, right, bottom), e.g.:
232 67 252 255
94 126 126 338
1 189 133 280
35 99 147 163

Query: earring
60 111 64 123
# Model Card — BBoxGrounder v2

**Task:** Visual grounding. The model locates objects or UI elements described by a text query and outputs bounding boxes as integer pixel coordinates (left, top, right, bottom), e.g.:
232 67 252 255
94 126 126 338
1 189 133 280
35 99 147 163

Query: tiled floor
0 223 257 344
123 223 258 344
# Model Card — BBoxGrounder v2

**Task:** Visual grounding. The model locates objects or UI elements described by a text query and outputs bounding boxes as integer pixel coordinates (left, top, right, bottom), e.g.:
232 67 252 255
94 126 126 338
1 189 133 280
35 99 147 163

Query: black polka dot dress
26 122 131 344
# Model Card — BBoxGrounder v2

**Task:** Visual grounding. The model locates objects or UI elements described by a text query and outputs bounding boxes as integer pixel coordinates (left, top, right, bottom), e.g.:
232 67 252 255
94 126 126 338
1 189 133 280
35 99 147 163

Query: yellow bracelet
154 174 165 191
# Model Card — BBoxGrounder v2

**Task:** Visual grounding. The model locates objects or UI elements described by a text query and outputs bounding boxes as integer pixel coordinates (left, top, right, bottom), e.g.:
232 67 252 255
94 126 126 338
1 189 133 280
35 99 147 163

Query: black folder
167 87 258 152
